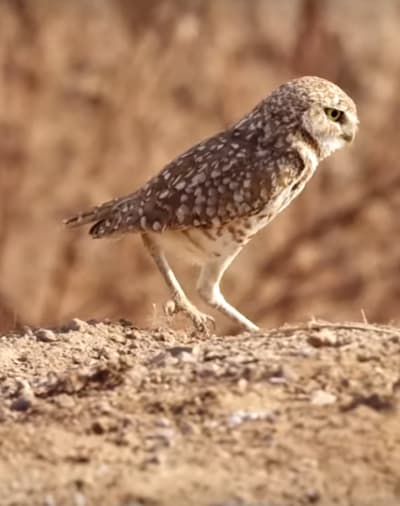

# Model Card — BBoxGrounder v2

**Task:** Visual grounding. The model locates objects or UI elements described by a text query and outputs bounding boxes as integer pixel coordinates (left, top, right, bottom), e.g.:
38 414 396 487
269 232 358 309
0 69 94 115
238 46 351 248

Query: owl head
288 76 359 159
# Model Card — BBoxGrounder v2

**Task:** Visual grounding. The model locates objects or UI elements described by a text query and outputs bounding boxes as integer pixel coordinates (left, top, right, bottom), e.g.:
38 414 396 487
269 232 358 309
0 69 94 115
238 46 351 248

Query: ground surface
1 320 400 506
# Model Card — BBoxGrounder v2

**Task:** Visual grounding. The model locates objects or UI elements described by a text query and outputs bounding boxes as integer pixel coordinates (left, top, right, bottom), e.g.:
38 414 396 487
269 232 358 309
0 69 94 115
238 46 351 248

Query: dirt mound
1 320 399 506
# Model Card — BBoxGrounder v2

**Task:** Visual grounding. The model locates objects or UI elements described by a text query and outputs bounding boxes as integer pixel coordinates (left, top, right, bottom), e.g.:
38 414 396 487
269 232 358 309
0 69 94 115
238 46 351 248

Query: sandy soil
1 319 399 506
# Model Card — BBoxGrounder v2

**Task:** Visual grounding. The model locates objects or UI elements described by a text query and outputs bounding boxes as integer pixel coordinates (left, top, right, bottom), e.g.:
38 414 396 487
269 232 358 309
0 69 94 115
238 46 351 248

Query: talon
163 298 215 335
164 299 177 317
191 313 215 335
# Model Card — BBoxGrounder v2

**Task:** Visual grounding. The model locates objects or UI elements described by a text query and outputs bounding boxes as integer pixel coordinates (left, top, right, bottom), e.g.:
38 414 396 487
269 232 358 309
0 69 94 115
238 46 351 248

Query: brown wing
65 128 298 238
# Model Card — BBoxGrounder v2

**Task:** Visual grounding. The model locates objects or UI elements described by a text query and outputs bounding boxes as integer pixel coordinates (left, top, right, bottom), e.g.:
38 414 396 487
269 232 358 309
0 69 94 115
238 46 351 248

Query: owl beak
341 131 355 143
342 114 359 144
342 121 358 143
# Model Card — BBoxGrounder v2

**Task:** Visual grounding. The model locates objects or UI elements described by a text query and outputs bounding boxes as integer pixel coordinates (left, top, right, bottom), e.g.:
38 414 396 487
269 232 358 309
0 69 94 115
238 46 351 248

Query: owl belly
157 223 249 265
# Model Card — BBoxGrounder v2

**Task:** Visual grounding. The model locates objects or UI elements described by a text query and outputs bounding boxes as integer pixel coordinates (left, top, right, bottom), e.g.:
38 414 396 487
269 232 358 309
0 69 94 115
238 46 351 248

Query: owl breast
243 145 318 234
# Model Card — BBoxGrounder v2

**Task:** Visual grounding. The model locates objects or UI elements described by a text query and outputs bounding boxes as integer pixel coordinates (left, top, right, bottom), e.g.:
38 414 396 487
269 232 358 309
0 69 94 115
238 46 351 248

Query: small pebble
43 494 56 506
237 378 248 393
55 394 75 409
311 390 337 406
35 328 57 342
166 346 193 357
60 318 86 332
228 409 277 427
308 329 338 348
306 488 321 503
10 397 32 412
74 491 86 506
91 417 110 435
21 326 34 338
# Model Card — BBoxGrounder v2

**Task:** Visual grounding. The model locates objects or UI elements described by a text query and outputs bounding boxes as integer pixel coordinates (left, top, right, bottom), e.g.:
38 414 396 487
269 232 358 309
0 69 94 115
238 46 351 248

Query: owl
65 76 358 333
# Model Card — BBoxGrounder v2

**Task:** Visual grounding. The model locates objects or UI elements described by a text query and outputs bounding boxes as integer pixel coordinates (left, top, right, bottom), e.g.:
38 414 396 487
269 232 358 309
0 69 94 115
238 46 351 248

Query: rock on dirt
0 320 400 506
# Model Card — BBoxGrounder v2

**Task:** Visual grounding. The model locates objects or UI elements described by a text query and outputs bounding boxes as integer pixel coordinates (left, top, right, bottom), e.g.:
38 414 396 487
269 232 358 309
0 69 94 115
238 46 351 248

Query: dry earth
1 320 400 506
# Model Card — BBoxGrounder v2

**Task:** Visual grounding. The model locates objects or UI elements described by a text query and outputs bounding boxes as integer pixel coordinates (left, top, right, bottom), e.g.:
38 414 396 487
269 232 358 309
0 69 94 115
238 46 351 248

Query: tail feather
64 189 139 226
89 217 118 238
63 200 116 228
64 192 140 238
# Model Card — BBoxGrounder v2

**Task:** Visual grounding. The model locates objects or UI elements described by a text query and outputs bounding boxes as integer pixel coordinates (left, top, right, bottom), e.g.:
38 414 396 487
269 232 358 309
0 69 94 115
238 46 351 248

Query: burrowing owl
65 76 358 333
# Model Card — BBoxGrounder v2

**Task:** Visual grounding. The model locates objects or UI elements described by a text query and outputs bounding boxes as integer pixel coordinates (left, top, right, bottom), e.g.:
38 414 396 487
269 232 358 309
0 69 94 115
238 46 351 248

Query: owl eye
325 108 343 122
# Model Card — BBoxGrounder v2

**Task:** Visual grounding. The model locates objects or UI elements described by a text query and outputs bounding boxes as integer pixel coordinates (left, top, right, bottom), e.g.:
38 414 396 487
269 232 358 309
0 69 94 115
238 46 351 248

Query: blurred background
1 0 400 333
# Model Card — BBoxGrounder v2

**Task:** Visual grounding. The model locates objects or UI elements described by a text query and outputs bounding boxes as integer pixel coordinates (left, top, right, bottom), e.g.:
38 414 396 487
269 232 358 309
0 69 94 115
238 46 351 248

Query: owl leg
197 254 259 332
141 233 215 333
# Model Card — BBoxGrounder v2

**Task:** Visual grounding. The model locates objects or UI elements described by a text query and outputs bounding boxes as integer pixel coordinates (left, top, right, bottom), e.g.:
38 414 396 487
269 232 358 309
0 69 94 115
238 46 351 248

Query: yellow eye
325 108 343 122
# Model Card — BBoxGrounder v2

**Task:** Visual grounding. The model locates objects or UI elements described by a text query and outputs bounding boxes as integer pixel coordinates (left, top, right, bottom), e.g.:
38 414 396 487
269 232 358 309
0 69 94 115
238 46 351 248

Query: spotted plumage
65 76 358 333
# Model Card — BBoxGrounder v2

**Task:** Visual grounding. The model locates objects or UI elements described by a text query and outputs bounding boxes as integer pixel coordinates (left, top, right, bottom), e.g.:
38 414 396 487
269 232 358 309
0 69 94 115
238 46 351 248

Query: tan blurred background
1 0 400 333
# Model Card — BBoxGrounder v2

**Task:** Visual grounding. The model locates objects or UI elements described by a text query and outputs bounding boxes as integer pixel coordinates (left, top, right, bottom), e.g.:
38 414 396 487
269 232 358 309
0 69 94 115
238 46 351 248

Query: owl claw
164 298 215 335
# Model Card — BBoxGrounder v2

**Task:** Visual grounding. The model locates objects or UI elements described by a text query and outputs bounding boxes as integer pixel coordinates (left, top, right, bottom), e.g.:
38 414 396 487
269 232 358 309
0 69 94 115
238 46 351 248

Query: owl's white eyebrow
346 111 359 125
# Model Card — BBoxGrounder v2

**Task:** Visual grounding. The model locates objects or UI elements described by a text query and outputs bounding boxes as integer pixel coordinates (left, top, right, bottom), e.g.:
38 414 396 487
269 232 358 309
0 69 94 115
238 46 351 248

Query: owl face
301 83 359 160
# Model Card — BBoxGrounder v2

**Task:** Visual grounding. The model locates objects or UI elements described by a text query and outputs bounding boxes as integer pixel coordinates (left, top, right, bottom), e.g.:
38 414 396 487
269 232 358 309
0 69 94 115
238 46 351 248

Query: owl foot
164 298 215 335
